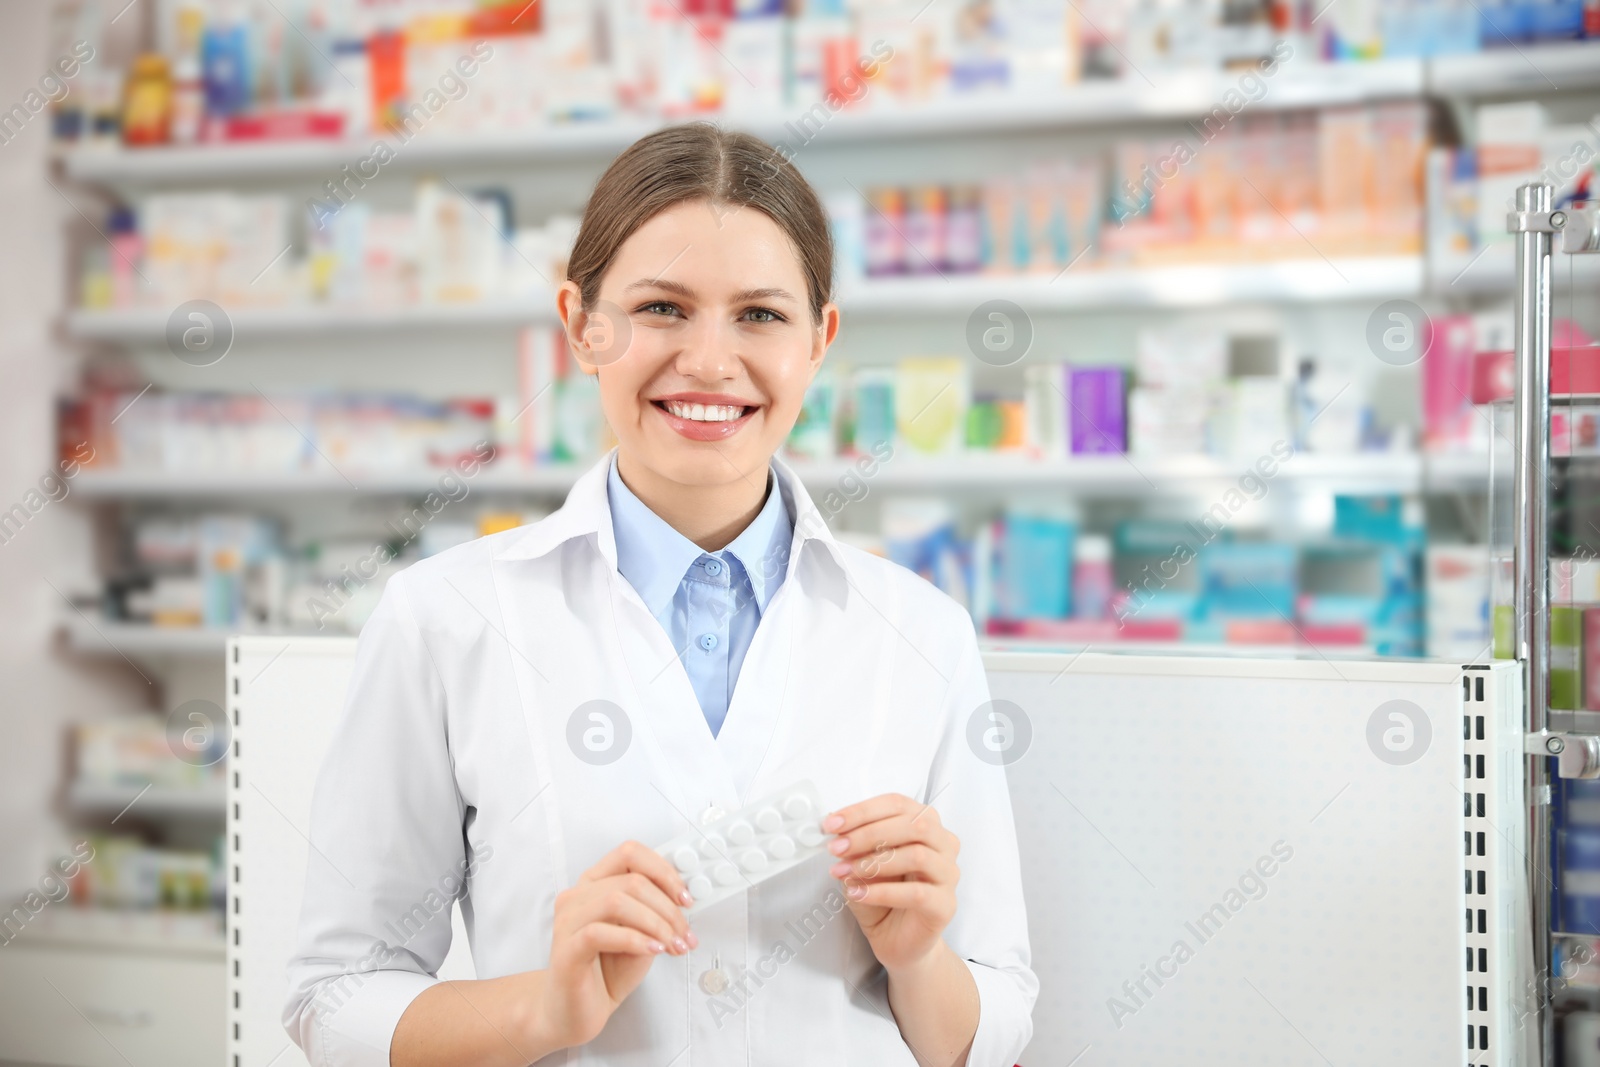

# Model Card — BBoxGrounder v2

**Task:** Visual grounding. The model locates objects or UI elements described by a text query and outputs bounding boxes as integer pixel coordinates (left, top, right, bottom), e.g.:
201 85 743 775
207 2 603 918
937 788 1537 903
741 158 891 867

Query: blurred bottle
202 3 254 121
1072 534 1114 620
107 207 141 308
122 55 173 145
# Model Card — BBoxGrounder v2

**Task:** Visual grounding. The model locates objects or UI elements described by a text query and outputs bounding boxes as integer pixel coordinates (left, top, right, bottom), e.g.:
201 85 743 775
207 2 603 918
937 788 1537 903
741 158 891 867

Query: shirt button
699 967 730 995
703 559 723 577
698 633 718 651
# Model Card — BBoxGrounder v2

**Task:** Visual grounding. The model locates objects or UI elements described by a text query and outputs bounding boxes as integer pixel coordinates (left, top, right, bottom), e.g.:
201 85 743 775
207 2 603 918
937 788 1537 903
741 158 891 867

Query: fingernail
846 883 867 900
680 889 693 906
673 938 689 954
823 814 844 832
686 929 699 949
829 837 849 855
649 940 666 954
829 861 851 878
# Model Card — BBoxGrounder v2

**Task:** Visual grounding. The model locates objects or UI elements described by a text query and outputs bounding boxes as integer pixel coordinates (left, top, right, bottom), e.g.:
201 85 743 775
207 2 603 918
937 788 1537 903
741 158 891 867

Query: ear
556 280 601 377
809 302 840 375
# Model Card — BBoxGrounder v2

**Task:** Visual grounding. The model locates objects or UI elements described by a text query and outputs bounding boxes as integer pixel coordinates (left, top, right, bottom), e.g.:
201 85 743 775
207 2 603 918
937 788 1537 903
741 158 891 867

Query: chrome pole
1512 180 1554 1064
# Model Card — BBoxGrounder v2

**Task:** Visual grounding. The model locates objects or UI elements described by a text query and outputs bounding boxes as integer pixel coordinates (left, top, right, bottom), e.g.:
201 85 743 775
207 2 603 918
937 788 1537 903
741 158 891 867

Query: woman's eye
638 301 680 317
743 307 784 324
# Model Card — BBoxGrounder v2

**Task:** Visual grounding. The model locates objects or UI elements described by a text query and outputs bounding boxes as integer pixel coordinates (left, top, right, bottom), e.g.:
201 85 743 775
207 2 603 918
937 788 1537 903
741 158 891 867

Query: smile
650 397 759 442
660 400 748 422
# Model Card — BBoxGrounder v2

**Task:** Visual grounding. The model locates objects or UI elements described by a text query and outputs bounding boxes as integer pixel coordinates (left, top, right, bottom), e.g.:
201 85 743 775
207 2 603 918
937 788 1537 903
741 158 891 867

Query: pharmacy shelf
842 256 1425 311
1435 243 1600 296
68 451 1487 501
65 256 1427 342
60 615 311 659
1428 41 1600 96
66 779 226 819
66 299 549 340
59 60 1427 187
65 619 1385 663
21 906 225 958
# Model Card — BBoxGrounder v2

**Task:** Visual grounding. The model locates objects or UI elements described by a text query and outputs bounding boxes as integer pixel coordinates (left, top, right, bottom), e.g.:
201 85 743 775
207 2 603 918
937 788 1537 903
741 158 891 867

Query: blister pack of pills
656 781 832 915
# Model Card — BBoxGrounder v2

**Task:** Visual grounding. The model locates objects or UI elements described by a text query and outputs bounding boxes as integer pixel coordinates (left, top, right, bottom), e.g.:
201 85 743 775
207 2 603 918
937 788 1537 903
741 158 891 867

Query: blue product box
1480 0 1532 41
1568 778 1600 827
1528 0 1584 38
1198 542 1298 620
1567 893 1600 935
1567 827 1600 869
1425 1 1484 53
997 514 1075 619
1334 495 1422 545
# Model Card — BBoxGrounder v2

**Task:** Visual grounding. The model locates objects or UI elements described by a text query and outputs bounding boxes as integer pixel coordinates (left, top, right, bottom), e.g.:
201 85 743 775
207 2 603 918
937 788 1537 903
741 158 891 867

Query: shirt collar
606 456 706 617
607 455 793 618
718 466 792 613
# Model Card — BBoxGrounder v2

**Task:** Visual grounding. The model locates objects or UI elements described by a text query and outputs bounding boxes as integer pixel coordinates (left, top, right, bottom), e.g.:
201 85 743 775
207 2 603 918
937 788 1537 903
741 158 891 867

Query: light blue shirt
607 458 792 738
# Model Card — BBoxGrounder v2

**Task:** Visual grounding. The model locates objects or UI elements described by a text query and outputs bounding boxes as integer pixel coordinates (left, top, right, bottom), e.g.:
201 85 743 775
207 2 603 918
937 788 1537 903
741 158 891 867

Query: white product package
656 781 833 915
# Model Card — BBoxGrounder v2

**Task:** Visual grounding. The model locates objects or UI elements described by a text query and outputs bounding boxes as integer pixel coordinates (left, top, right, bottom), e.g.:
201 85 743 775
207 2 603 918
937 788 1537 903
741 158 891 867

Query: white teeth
664 401 745 422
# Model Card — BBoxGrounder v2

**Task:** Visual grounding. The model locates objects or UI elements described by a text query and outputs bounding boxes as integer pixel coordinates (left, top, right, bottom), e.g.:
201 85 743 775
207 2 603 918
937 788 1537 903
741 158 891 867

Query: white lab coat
283 453 1037 1067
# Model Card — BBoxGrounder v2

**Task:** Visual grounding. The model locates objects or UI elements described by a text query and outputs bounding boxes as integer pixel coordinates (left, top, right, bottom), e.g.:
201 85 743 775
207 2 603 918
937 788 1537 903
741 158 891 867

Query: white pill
796 823 824 847
726 820 755 846
738 849 769 873
782 794 812 820
688 875 714 900
698 834 727 858
671 847 699 872
765 835 796 860
712 862 740 886
755 807 782 832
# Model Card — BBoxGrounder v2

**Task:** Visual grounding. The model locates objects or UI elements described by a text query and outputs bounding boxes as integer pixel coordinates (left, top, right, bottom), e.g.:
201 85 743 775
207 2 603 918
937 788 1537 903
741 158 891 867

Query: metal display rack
1508 182 1600 1063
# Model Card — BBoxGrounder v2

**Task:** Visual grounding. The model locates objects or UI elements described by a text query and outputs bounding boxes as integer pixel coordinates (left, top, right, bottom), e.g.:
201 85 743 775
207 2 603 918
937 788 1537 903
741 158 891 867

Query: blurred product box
1425 544 1490 660
74 718 222 790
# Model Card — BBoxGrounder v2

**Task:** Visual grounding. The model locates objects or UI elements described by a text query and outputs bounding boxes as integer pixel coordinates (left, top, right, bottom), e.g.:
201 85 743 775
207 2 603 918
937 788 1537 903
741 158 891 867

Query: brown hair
566 123 834 323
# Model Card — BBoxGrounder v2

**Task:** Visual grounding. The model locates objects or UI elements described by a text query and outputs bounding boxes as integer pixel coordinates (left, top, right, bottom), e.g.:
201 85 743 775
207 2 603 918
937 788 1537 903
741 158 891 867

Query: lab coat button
699 968 730 995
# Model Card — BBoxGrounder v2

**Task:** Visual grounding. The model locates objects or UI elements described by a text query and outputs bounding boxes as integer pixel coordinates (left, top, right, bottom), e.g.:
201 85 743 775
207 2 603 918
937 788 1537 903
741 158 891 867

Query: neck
615 452 771 552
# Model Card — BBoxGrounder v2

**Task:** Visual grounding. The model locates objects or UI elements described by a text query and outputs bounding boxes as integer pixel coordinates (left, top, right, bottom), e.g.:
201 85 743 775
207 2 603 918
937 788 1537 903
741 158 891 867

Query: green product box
1552 605 1583 710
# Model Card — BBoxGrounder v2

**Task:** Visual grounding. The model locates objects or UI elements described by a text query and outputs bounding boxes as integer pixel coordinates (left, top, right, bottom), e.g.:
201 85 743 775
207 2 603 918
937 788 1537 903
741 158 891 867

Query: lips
649 394 759 442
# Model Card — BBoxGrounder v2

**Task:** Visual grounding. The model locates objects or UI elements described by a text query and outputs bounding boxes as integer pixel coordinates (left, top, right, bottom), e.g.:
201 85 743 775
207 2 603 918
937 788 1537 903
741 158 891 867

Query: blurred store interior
0 0 1597 1063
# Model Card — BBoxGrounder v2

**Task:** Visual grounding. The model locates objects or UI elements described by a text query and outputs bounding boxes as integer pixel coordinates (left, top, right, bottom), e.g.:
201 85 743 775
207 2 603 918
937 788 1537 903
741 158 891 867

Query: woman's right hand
536 840 698 1049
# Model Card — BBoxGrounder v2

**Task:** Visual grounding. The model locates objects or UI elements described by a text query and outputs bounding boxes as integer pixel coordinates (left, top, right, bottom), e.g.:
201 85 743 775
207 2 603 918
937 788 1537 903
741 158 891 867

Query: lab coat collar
605 456 709 619
493 450 845 584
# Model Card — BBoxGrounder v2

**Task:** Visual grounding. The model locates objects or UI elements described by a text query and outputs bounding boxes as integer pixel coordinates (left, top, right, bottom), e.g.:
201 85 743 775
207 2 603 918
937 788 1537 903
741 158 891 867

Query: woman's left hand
824 793 960 975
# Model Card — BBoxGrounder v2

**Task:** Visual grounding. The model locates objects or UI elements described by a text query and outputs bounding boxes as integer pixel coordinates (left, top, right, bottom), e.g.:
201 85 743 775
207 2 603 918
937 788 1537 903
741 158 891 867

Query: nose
673 313 739 382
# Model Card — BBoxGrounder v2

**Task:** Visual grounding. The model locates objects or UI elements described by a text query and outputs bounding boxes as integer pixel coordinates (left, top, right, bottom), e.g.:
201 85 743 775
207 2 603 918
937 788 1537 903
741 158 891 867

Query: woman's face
559 200 839 490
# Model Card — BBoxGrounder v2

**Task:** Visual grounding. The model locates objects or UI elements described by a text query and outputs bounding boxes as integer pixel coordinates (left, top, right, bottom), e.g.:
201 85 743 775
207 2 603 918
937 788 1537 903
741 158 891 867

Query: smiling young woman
283 123 1036 1067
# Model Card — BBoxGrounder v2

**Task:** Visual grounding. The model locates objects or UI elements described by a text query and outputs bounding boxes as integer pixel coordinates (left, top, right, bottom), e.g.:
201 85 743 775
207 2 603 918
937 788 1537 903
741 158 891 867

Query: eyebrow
621 278 799 304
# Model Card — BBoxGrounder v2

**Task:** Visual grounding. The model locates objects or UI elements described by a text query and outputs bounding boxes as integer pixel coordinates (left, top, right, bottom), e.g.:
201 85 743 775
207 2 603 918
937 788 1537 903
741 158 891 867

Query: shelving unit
65 778 226 819
65 450 1487 500
54 44 1600 192
59 57 1433 188
63 255 1428 342
1427 40 1600 95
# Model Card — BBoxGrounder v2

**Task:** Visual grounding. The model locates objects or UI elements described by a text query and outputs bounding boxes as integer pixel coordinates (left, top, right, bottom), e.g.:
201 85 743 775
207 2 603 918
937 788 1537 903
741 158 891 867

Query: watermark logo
1366 699 1431 766
166 699 230 767
566 699 632 765
966 699 1033 766
166 299 234 367
965 299 1033 367
571 299 632 368
1365 300 1432 367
